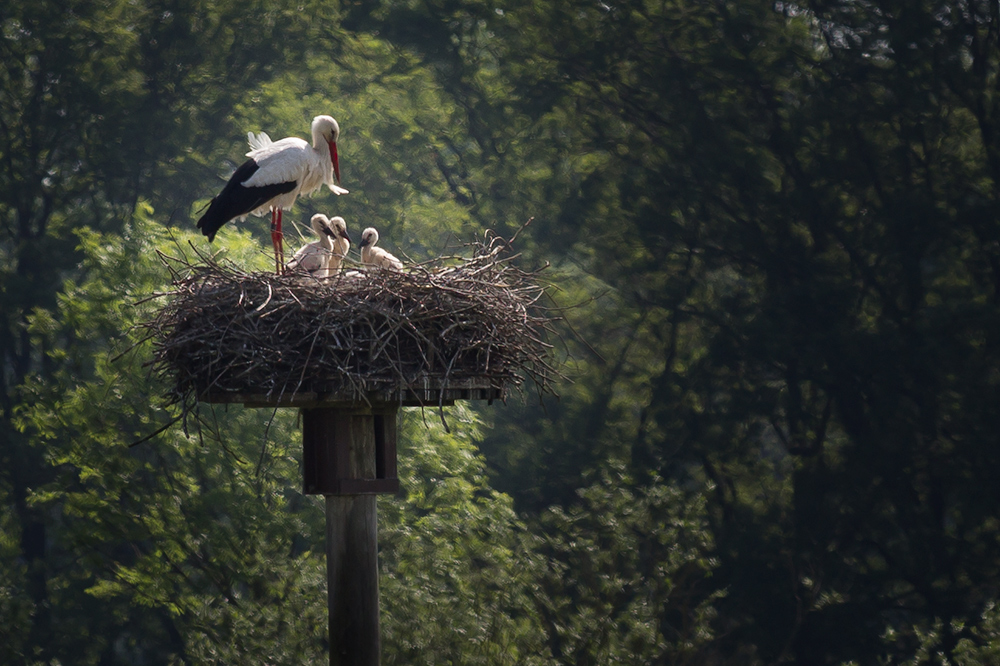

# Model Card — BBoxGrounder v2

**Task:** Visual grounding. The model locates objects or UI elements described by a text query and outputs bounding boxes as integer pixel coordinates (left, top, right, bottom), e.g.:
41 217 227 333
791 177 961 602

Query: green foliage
371 0 1000 662
532 467 720 665
0 484 32 664
381 406 548 665
6 0 1000 663
15 209 325 664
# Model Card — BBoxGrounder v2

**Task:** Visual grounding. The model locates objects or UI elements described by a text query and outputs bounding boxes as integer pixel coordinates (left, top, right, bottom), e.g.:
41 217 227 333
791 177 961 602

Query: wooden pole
201 382 499 666
327 494 379 666
316 409 381 666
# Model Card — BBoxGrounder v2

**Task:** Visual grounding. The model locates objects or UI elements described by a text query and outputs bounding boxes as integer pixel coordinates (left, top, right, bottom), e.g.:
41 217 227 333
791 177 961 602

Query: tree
529 466 720 665
381 406 548 666
351 0 1000 661
13 211 323 664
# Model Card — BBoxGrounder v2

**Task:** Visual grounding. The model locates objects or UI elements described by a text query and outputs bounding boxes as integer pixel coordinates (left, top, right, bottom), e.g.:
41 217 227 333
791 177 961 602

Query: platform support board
302 407 400 495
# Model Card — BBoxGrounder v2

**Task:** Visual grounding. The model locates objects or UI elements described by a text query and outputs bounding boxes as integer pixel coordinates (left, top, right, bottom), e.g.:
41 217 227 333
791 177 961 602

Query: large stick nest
142 231 560 409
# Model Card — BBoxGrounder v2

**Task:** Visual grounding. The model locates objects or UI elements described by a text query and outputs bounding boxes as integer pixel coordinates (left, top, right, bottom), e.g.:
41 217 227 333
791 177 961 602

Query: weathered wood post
303 403 397 666
205 380 499 665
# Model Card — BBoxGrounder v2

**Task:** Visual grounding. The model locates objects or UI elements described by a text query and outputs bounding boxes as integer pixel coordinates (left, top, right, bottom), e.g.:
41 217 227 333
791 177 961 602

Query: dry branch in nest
141 230 560 412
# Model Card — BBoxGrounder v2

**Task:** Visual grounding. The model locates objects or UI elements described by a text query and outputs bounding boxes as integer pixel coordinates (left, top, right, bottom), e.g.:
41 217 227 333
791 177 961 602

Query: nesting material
144 232 558 409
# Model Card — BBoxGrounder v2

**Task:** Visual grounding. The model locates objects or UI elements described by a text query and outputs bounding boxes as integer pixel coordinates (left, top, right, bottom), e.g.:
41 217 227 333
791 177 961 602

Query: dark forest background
4 0 1000 663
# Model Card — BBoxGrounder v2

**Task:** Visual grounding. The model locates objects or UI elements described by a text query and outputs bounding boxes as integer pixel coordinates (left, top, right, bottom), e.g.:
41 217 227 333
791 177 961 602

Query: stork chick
327 216 352 274
286 214 348 277
359 227 403 270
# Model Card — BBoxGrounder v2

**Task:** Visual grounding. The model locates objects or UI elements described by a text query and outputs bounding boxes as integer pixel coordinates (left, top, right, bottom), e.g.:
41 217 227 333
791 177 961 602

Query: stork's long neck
311 132 335 182
334 238 350 258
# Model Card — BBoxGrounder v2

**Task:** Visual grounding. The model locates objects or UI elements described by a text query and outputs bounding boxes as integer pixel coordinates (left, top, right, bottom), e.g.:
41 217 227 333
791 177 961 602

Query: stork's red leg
275 209 285 273
270 209 281 273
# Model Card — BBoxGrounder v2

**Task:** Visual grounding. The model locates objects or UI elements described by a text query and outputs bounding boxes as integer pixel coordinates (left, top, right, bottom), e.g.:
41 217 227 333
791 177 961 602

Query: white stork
359 227 403 270
196 115 349 273
327 216 352 274
286 214 351 277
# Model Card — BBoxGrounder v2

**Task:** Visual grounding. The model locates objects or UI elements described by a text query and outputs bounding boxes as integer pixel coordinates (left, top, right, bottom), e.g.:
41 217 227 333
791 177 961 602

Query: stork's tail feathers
196 159 296 242
246 131 273 153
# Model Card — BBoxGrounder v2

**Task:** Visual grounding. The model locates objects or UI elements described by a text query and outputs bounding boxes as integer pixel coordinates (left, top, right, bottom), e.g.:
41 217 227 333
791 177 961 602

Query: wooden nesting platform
200 376 504 496
143 236 556 498
145 235 556 413
198 376 505 408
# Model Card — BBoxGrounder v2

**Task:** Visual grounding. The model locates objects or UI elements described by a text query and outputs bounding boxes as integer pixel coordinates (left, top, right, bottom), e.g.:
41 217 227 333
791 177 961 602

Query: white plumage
246 131 271 152
359 227 403 270
241 117 350 212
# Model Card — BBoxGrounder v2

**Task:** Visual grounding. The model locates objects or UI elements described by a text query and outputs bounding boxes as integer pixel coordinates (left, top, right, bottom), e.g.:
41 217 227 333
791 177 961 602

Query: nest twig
140 230 561 413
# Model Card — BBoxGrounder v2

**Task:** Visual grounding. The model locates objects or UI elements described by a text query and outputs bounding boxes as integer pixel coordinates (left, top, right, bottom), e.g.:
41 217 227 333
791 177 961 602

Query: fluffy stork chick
326 216 351 274
286 214 349 277
359 227 403 270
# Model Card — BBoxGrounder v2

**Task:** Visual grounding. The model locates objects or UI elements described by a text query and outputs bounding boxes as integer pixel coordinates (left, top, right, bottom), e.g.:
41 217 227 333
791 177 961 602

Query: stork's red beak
330 140 340 184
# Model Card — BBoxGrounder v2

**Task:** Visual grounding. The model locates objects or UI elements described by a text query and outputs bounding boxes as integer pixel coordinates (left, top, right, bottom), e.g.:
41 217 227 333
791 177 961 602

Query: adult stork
286 214 351 277
196 115 349 273
359 227 403 270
